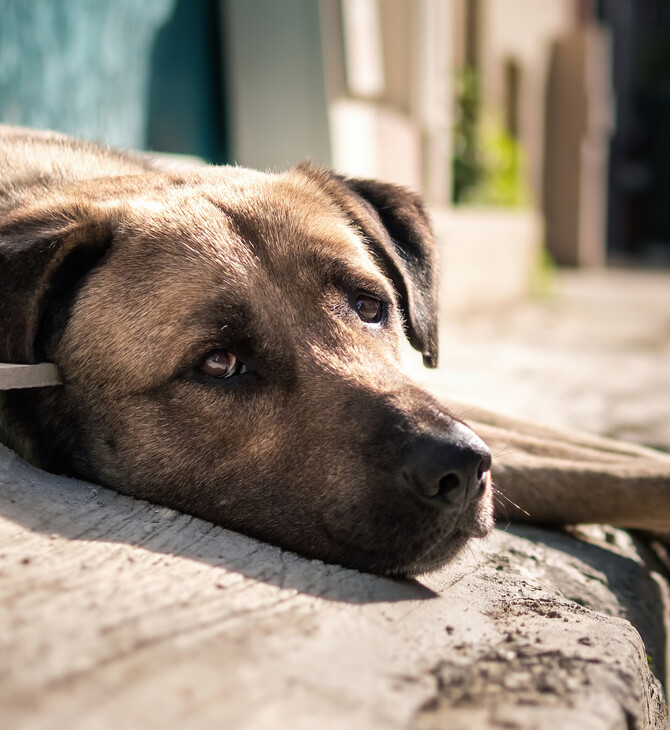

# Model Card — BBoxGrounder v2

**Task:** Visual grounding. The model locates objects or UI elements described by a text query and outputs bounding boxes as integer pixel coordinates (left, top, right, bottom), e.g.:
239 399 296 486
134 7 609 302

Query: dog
1 126 669 577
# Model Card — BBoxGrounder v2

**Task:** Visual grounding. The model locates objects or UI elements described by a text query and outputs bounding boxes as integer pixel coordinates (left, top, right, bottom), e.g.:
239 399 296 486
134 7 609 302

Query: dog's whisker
492 486 531 517
453 406 477 421
492 494 507 512
492 450 526 461
491 438 515 458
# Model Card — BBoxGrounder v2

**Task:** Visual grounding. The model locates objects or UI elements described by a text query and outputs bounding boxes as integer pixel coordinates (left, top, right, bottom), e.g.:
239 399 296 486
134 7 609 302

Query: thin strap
0 363 63 390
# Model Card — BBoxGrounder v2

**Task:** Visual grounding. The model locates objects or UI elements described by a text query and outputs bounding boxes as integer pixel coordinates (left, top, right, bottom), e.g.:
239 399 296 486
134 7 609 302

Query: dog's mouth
394 497 495 577
320 474 495 577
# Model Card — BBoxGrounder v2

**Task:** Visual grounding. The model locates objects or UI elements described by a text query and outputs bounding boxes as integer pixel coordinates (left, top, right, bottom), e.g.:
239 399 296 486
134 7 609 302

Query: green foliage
452 68 531 208
452 67 485 204
462 116 531 207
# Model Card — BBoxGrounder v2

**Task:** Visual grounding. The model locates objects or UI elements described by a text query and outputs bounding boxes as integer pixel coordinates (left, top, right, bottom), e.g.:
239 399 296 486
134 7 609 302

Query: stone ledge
0 444 666 729
431 207 544 315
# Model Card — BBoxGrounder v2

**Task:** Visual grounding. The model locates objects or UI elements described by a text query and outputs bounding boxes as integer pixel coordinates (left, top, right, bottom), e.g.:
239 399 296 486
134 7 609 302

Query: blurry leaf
452 68 530 208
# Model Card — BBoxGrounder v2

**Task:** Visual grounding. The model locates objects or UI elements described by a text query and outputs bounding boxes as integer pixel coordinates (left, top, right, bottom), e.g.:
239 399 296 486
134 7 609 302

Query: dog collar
0 363 63 390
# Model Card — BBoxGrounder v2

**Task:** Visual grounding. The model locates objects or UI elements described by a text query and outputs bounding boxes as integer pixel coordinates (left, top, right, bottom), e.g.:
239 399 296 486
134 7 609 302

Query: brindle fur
1 126 669 576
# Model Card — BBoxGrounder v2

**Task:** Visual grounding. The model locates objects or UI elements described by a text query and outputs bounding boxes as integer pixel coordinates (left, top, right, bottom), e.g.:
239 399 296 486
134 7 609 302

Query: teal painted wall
0 0 175 148
147 0 228 163
0 0 329 167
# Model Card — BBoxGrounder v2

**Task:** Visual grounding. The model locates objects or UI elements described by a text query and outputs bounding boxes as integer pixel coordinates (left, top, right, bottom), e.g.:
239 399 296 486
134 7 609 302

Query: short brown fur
1 126 669 576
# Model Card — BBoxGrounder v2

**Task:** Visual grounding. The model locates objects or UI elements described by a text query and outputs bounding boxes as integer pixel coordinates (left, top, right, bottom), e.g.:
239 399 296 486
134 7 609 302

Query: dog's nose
403 423 492 507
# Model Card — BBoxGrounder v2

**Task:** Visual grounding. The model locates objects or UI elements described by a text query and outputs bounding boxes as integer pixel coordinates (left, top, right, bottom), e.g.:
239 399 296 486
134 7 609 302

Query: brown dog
1 126 669 576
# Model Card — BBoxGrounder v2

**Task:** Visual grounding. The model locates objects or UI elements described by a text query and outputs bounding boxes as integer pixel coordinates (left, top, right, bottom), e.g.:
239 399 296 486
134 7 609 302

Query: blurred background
1 0 669 445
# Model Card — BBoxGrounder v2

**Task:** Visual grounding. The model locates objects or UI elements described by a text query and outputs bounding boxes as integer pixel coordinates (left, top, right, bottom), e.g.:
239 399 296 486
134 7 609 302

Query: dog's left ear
0 201 114 364
301 167 439 367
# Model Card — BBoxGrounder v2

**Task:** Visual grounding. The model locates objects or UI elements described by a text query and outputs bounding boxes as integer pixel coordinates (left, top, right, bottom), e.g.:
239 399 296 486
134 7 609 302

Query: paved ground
417 268 670 453
2 268 670 730
2 446 666 730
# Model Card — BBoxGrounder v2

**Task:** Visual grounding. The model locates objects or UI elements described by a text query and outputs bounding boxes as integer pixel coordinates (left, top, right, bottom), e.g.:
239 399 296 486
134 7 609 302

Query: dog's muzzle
401 421 492 510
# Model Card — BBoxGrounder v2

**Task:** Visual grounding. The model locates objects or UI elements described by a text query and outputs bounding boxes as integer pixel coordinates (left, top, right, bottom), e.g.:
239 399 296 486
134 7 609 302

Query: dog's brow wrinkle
202 194 233 217
307 253 382 294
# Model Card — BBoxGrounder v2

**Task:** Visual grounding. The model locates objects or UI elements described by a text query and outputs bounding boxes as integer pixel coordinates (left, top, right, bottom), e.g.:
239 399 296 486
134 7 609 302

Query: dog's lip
319 498 491 576
320 471 494 555
397 507 495 576
319 517 445 569
462 473 495 537
396 485 495 575
394 530 470 576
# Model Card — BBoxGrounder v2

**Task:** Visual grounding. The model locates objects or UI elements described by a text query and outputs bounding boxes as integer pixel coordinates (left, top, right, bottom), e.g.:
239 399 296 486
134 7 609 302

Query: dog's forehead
116 168 376 275
61 169 390 388
113 169 393 325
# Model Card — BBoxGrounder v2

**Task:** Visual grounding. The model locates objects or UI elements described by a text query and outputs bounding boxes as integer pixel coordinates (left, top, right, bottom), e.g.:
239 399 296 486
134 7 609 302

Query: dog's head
0 164 493 575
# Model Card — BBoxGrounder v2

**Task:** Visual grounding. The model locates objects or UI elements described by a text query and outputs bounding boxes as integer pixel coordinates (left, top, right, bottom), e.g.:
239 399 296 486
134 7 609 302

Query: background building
1 0 668 303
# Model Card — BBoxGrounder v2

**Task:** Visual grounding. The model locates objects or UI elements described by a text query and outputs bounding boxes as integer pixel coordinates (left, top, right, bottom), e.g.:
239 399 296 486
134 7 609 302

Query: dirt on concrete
1 268 670 729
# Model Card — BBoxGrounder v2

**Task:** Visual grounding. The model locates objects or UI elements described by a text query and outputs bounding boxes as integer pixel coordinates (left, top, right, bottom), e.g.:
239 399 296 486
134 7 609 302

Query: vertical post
417 0 454 206
221 0 331 170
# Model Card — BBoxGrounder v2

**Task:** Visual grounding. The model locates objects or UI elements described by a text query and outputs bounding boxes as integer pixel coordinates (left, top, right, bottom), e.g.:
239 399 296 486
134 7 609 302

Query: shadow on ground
0 445 437 604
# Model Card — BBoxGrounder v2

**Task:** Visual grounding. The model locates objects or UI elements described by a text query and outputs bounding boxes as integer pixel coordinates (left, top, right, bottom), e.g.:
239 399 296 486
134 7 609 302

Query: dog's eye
355 294 385 324
199 350 248 379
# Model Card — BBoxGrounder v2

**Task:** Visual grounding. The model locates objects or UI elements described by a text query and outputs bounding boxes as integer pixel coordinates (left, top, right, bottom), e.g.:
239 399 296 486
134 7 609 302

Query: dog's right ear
0 202 114 364
337 176 439 367
297 165 440 367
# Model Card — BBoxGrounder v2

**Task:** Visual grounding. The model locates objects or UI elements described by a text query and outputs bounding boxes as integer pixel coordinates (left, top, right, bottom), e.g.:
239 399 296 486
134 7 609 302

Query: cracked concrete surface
2 269 670 729
1 446 667 729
